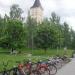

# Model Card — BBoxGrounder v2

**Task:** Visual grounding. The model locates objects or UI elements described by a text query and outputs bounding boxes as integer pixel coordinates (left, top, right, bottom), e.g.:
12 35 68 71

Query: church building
29 0 43 23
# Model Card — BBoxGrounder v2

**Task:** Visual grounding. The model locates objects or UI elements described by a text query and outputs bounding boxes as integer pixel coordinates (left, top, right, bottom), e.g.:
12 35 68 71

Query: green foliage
26 16 37 49
34 22 57 50
70 29 75 49
6 20 25 49
0 19 26 49
0 6 75 50
0 49 73 71
34 13 65 51
63 22 71 48
10 4 23 20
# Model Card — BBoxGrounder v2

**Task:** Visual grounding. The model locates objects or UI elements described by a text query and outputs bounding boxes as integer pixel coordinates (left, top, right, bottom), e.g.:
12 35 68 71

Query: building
30 0 43 23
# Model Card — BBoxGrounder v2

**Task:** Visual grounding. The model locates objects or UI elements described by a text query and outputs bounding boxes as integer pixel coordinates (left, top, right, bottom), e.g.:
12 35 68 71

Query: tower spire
31 0 43 10
30 0 43 23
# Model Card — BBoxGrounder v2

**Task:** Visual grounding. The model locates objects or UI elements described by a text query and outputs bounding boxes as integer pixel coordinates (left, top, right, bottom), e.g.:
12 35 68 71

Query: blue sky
0 0 75 30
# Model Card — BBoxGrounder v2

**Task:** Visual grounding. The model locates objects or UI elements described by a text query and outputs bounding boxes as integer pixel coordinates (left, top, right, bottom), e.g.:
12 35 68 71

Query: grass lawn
0 48 73 71
19 48 73 57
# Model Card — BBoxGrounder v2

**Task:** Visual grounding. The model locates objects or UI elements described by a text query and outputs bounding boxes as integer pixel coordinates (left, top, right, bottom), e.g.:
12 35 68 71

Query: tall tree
4 20 25 50
63 22 70 48
10 4 23 21
26 16 37 49
0 16 8 48
50 12 64 48
70 28 75 49
4 14 9 22
34 21 58 53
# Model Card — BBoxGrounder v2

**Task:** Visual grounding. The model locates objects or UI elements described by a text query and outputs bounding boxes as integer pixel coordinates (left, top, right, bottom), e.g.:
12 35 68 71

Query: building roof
31 0 43 10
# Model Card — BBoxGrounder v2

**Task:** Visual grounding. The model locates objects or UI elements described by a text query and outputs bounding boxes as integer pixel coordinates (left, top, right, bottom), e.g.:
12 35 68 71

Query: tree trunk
44 48 47 54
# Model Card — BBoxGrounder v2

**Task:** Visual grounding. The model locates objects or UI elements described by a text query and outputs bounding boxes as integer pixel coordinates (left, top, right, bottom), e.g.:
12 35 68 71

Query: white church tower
30 0 43 23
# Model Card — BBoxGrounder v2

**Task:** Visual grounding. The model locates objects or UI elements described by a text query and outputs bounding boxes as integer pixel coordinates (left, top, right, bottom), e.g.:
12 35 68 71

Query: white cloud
0 0 75 30
61 0 75 9
65 17 75 30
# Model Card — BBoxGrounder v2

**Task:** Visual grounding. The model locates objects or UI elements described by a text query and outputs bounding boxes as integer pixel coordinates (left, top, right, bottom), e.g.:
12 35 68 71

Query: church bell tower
30 0 43 23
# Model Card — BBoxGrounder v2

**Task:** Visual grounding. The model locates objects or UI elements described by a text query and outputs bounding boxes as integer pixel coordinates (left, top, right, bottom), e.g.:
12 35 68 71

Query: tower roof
31 0 43 10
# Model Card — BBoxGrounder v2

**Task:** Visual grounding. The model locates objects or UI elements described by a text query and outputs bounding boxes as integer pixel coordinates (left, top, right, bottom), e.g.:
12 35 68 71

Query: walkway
56 58 75 75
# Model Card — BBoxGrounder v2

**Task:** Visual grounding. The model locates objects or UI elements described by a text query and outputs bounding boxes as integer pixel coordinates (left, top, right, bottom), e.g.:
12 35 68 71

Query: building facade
30 0 43 23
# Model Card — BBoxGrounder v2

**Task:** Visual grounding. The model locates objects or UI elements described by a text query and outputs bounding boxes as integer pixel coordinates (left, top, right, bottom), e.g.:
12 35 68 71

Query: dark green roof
31 0 43 10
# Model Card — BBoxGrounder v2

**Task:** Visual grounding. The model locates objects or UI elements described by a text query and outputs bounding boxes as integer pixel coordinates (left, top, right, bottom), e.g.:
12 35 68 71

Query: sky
0 0 75 30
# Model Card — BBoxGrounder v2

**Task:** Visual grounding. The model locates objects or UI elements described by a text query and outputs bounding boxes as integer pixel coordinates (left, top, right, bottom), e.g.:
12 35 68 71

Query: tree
0 16 8 48
63 22 70 48
50 12 64 48
50 12 60 24
26 16 37 49
70 28 75 49
10 4 23 21
4 20 25 50
4 14 10 22
34 22 57 53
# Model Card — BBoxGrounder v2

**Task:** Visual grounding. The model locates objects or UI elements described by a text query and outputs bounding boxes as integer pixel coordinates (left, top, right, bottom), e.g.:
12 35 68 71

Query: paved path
56 58 75 75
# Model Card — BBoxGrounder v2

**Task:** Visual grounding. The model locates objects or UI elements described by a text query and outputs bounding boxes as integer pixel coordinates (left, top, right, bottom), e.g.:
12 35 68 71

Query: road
56 58 75 75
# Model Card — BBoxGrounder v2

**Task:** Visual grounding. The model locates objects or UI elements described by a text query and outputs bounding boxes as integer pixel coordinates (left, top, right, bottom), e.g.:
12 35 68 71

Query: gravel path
56 58 75 75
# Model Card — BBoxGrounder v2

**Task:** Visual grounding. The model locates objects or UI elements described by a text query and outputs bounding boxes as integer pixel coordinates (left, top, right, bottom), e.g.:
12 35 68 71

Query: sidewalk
56 58 75 75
